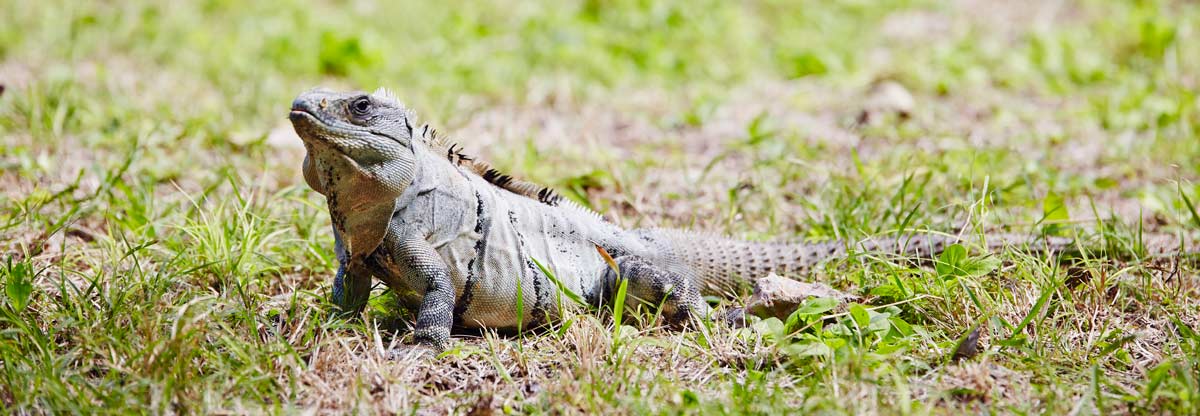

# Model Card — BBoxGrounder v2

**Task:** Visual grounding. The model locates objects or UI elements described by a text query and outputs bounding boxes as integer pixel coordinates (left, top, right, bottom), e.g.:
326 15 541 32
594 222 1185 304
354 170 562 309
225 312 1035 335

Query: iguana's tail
644 229 1073 296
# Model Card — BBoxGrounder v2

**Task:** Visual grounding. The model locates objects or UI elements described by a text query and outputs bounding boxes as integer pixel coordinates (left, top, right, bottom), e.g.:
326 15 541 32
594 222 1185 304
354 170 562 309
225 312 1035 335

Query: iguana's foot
720 306 752 329
384 344 438 360
602 256 711 329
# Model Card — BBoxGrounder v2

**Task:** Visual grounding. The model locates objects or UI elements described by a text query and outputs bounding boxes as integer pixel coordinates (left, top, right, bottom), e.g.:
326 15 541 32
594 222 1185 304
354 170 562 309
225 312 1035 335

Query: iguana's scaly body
289 88 1068 350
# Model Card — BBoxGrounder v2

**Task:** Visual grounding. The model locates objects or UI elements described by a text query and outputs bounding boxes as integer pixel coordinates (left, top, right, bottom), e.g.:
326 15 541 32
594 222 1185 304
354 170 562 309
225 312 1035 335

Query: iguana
288 87 1073 351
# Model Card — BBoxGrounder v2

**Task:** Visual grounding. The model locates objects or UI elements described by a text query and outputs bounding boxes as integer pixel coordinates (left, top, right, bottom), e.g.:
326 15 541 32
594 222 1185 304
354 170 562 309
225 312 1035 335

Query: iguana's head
289 88 416 164
290 88 419 199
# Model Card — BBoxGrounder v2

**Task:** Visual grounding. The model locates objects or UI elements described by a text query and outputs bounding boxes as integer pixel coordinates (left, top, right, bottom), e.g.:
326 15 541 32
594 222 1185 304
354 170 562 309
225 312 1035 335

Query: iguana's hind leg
599 256 711 327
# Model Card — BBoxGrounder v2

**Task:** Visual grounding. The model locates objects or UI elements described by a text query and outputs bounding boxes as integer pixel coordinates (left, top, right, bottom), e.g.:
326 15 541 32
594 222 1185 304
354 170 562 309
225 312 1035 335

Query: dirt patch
913 360 1040 411
285 318 768 414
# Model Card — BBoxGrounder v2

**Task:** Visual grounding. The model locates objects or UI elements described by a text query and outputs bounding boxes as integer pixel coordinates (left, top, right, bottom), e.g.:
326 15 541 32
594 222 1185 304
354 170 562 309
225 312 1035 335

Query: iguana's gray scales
289 88 1067 350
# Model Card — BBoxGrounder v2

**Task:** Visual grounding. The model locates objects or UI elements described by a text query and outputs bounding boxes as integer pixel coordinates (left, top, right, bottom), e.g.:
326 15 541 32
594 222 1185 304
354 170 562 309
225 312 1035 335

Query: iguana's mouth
289 109 318 123
289 95 327 126
289 109 346 148
289 106 337 139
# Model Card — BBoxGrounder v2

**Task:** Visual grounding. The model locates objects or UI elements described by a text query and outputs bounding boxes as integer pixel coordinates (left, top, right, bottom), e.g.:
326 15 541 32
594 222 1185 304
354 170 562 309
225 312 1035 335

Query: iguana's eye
350 97 372 116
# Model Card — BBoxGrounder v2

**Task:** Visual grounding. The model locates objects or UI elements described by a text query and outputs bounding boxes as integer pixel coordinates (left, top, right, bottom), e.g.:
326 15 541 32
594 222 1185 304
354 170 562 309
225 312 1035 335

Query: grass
2 0 1199 413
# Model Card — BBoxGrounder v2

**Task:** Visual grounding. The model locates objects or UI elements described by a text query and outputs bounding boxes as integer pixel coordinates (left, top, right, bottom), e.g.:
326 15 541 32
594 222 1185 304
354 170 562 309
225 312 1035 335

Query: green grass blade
1179 182 1200 230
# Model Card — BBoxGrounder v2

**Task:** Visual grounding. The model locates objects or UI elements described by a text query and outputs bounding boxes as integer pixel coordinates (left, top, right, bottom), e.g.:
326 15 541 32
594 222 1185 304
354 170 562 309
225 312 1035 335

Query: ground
1 0 1199 414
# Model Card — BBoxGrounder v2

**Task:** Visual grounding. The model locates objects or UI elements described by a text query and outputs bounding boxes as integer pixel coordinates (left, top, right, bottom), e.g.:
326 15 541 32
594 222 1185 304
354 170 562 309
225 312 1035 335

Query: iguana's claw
720 307 751 329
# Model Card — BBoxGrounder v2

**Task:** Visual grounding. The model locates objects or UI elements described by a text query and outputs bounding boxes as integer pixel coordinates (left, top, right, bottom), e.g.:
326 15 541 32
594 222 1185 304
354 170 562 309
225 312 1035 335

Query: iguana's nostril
290 97 310 112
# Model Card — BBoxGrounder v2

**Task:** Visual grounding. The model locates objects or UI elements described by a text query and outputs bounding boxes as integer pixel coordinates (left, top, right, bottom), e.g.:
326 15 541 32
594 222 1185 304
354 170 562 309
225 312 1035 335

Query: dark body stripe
454 191 490 323
507 210 552 326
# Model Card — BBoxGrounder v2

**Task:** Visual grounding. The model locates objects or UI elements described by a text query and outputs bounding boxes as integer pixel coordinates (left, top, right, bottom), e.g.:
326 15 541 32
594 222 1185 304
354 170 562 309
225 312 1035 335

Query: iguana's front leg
331 228 371 315
389 232 455 351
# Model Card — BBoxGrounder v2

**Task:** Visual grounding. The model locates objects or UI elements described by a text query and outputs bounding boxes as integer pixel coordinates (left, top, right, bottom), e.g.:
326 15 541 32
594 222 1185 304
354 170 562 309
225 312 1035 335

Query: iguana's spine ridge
416 123 565 207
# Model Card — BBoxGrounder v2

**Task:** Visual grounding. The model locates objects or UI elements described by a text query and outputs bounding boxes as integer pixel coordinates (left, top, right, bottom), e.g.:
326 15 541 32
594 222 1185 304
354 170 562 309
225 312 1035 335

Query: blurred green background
2 0 1199 413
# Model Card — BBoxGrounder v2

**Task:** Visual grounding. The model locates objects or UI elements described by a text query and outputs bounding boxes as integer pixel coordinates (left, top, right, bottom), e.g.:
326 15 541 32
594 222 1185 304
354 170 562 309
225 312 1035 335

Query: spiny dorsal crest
371 87 401 105
409 110 563 207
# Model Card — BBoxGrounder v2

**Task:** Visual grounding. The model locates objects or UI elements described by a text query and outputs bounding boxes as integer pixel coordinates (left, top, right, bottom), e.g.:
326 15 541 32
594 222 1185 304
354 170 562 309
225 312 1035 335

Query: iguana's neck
307 142 416 259
394 142 495 208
